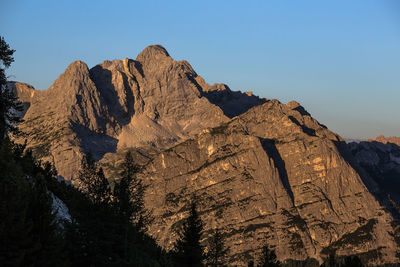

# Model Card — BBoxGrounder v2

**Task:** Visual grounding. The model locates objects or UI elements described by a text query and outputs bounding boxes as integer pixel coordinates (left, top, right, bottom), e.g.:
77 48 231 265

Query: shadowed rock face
12 45 400 265
194 76 267 118
348 138 400 208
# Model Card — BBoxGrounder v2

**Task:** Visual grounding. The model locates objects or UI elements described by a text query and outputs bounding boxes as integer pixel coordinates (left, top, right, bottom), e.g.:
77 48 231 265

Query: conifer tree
258 243 280 267
322 252 338 267
173 199 205 267
0 140 67 266
113 151 145 265
77 153 111 205
342 255 363 267
24 173 67 266
205 227 229 267
0 141 34 266
0 36 22 147
75 153 119 266
114 151 146 228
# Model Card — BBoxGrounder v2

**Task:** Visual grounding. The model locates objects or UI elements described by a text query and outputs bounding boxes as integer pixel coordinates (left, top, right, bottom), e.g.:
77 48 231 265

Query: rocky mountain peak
63 60 89 76
285 100 301 110
47 60 92 95
136 44 170 63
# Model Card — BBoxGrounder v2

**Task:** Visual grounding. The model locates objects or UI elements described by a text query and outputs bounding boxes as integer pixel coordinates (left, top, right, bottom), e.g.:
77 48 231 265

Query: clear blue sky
1 0 399 139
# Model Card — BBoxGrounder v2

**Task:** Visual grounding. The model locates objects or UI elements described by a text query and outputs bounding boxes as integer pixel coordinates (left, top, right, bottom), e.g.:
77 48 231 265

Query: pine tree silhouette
174 199 204 267
205 227 229 267
0 36 22 147
342 255 363 267
0 140 68 266
258 243 280 267
113 151 146 266
77 153 111 205
75 153 119 266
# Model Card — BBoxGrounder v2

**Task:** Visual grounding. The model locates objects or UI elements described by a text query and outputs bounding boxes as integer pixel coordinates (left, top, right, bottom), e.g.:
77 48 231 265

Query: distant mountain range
368 135 400 146
9 45 400 266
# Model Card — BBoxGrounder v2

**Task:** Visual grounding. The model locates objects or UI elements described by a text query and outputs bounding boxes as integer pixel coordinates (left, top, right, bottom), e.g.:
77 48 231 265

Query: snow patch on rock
51 192 72 225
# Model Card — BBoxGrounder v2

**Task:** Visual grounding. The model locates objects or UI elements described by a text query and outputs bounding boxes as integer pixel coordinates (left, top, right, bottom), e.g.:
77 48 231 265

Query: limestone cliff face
12 61 115 181
12 45 400 265
142 100 398 265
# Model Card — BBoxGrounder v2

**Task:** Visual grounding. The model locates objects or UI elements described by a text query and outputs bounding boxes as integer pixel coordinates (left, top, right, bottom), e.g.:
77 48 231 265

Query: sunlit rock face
142 100 398 266
12 45 400 265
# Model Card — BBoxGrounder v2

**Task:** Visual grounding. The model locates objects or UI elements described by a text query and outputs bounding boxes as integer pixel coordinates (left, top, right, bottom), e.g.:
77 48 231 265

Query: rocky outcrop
142 100 398 266
7 81 39 116
12 45 400 265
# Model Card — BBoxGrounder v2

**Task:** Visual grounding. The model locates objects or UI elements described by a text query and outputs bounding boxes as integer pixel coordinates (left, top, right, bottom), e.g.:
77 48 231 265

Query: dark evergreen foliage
282 257 319 267
258 244 281 267
77 153 112 205
321 253 339 267
72 153 127 266
205 227 229 267
320 253 364 267
0 36 22 146
64 150 171 266
114 151 147 228
112 151 150 266
173 200 205 267
342 255 363 267
0 139 68 266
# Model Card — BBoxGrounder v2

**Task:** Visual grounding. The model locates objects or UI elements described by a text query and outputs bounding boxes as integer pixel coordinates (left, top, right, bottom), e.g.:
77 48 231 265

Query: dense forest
0 36 369 266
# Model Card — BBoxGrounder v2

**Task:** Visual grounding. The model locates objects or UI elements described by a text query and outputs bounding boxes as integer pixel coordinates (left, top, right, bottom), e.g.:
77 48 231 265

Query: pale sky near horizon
1 0 399 139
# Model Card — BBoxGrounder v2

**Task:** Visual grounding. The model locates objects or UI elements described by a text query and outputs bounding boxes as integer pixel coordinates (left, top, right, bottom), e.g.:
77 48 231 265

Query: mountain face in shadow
348 138 400 211
10 45 400 266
